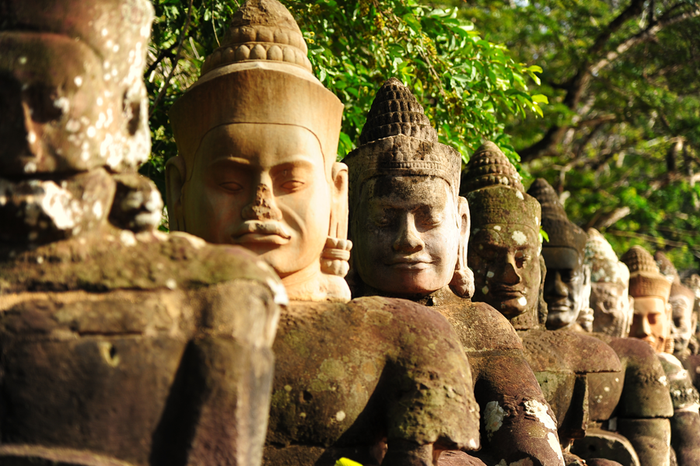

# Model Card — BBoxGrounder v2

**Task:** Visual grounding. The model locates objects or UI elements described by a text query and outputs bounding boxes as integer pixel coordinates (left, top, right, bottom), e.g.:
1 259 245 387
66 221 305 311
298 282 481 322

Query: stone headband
527 178 588 255
461 141 539 234
170 62 343 178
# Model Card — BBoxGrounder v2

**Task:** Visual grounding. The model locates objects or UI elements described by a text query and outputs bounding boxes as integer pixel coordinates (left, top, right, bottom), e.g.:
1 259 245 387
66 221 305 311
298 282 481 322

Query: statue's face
180 123 331 278
670 294 694 354
0 33 128 176
352 176 461 296
630 296 668 352
468 224 540 319
542 247 588 329
590 282 632 337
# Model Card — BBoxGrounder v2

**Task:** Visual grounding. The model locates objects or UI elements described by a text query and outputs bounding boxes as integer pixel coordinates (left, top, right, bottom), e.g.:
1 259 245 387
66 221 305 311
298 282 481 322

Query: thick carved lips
232 221 292 245
386 256 432 270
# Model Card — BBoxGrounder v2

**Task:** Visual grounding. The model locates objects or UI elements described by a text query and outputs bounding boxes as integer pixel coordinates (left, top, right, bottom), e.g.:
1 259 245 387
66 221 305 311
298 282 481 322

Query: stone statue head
344 78 472 298
461 142 543 323
622 246 673 353
655 251 696 355
0 0 153 245
584 228 633 337
528 178 591 330
167 0 350 301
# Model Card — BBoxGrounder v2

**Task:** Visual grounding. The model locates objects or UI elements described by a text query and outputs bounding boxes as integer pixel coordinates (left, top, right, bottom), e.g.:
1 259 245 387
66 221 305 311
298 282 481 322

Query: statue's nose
241 183 283 221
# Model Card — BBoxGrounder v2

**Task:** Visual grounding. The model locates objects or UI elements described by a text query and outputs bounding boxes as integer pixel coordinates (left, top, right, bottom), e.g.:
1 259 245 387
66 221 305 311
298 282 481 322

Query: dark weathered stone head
167 0 350 301
655 251 696 355
528 178 590 330
345 78 472 298
622 246 672 353
0 0 154 245
461 142 543 324
584 228 633 337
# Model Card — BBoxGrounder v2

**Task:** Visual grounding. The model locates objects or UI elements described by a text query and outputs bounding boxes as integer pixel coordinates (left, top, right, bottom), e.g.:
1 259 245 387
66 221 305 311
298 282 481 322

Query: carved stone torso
0 228 281 466
264 296 480 466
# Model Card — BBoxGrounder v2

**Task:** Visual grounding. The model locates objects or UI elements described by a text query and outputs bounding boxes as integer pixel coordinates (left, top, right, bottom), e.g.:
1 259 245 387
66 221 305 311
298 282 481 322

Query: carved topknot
527 178 587 255
344 78 460 209
585 228 628 285
621 246 672 299
359 78 437 145
654 251 680 284
201 0 311 75
462 141 523 193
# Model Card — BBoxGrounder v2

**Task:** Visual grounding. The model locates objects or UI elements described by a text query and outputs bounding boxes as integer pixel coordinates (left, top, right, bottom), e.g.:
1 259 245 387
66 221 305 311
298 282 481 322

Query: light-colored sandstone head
655 251 696 355
0 0 154 245
622 246 672 353
167 0 349 302
528 178 591 331
461 142 543 323
584 228 633 337
345 78 471 298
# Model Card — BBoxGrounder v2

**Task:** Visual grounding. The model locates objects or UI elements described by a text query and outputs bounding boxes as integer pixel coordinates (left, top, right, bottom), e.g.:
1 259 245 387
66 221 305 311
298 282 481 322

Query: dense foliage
437 0 700 271
143 0 546 198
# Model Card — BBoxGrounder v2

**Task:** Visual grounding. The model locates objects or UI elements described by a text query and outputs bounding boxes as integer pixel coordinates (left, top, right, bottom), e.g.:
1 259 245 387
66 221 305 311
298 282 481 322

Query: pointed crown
527 178 587 256
344 78 461 208
621 246 672 300
201 0 311 75
170 0 342 177
585 228 628 285
460 142 539 234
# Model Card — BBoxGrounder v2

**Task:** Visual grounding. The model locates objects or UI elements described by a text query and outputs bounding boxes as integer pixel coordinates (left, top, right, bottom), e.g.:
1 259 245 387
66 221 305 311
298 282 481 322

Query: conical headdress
344 78 461 208
170 0 343 176
585 228 628 285
460 142 539 234
655 251 695 301
621 246 672 300
527 178 587 256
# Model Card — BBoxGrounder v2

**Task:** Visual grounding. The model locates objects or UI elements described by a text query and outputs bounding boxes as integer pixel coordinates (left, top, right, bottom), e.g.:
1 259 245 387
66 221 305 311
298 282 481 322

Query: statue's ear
165 155 186 231
329 161 349 240
450 196 474 298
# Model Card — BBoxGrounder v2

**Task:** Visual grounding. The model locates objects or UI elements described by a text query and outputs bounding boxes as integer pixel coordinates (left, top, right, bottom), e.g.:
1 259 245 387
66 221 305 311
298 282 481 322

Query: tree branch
519 2 700 162
150 0 195 117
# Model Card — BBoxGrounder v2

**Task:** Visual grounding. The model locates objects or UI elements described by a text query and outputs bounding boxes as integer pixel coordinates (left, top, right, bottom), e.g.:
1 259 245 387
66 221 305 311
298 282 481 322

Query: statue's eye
219 181 243 193
280 180 304 191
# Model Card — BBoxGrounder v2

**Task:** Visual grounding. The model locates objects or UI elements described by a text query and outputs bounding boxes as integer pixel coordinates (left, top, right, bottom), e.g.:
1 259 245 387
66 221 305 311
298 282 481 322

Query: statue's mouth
386 256 432 269
547 301 573 313
232 221 292 244
491 286 525 298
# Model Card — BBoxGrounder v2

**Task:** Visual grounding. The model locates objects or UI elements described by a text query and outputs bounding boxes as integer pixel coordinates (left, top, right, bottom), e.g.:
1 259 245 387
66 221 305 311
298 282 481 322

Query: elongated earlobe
165 155 186 231
450 196 474 298
322 161 352 277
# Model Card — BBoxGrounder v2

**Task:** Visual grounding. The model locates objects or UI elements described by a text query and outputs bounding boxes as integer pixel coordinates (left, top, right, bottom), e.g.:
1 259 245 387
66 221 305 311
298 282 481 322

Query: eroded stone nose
241 183 282 221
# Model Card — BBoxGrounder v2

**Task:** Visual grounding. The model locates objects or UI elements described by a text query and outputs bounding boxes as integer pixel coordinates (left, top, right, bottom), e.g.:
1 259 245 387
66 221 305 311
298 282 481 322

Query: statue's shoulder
348 295 456 335
441 299 523 351
520 329 621 374
0 229 283 296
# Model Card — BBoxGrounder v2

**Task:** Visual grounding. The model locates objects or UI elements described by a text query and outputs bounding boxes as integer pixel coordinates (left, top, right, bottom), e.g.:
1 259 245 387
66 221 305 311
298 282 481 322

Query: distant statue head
167 0 350 301
0 0 154 245
461 142 543 324
655 251 696 356
584 228 633 337
622 246 672 353
528 178 590 330
344 78 472 298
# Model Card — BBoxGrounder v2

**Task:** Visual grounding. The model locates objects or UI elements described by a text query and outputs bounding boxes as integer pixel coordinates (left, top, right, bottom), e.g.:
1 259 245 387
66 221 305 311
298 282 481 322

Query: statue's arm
471 351 565 466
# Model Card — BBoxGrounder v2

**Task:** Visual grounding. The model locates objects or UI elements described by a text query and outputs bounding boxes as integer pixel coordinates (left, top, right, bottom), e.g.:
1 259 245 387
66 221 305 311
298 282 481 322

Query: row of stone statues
1 1 699 466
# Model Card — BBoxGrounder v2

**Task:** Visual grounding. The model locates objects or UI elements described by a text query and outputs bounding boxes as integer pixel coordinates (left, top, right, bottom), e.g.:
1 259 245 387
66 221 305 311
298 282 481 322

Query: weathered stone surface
0 228 283 466
265 296 480 465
